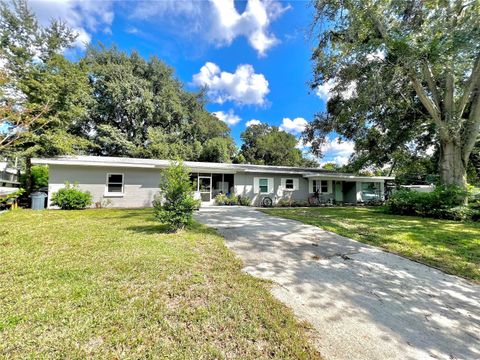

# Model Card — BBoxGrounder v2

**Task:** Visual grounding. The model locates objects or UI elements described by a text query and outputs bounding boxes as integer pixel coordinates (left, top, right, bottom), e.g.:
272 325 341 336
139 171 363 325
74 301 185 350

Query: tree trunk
25 156 33 195
438 138 467 188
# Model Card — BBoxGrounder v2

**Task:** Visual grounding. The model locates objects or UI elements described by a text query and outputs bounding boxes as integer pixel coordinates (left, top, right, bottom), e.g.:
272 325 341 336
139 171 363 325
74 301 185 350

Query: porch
305 176 386 205
190 172 235 205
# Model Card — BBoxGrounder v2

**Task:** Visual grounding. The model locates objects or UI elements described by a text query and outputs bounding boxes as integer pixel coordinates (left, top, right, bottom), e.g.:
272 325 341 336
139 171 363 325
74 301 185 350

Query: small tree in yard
153 161 199 232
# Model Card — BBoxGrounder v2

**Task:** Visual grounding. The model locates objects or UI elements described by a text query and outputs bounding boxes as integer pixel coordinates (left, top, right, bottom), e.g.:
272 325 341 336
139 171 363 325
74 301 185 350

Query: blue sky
27 0 354 165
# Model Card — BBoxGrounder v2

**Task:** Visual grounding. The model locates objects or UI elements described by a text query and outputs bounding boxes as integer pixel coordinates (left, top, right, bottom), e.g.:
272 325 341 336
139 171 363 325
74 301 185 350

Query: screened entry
189 173 234 204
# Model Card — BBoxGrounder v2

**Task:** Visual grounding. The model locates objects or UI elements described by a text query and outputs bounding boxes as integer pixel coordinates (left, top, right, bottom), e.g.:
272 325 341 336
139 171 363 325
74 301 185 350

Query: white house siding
48 165 161 208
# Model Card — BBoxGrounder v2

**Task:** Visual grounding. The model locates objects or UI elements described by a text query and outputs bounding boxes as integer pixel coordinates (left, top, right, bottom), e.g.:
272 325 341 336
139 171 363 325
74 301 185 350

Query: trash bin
30 192 47 210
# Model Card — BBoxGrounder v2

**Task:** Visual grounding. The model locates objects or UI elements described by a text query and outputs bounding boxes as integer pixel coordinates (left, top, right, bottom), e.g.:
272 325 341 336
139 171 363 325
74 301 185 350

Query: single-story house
32 156 394 208
0 160 20 196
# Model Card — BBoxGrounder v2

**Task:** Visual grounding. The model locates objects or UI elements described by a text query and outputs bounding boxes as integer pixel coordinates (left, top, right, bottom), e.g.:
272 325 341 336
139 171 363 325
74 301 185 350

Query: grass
262 207 480 282
0 209 320 359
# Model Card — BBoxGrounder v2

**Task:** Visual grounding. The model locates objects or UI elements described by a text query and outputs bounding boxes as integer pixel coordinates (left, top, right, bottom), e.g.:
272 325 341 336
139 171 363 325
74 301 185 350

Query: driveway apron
195 206 480 360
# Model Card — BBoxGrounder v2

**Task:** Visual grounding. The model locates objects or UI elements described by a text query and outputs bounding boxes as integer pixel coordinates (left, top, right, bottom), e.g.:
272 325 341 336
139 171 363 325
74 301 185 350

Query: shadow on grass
126 220 217 236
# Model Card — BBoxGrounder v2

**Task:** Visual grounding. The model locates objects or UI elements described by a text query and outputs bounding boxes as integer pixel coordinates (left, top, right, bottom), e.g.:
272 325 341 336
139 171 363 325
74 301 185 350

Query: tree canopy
307 0 480 187
240 124 318 167
82 46 235 162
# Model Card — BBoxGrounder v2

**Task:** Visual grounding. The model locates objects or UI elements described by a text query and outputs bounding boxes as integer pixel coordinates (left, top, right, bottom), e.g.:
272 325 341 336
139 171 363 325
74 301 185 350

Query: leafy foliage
240 124 318 167
83 46 235 163
19 165 48 190
153 162 199 231
214 193 250 206
1 1 92 193
51 182 93 210
385 186 472 220
237 195 252 206
308 0 480 187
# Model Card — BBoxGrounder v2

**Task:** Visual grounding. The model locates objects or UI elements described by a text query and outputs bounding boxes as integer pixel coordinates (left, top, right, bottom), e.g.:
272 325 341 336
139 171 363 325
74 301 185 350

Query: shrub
153 161 199 232
215 193 249 206
215 193 229 205
238 195 252 206
226 194 239 205
431 206 476 221
277 198 292 207
385 185 469 219
51 182 92 210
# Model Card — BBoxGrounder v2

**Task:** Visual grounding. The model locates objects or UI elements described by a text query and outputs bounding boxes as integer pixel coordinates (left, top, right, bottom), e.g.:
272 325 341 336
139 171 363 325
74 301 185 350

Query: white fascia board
32 159 156 169
187 167 236 174
32 158 237 173
303 173 394 181
243 169 310 175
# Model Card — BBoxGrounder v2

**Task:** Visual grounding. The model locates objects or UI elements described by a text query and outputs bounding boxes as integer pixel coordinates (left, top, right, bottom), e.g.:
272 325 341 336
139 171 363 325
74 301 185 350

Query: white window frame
284 178 294 190
312 179 329 193
105 173 124 197
259 178 269 194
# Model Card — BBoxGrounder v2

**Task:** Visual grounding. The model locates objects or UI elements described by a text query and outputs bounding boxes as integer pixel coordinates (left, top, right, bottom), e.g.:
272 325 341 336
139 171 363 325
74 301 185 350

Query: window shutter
293 178 299 190
281 178 286 189
254 177 259 193
328 180 333 194
268 178 274 193
308 179 313 193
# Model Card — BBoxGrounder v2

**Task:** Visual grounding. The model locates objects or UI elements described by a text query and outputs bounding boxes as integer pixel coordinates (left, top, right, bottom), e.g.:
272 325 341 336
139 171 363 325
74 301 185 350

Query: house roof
32 156 394 180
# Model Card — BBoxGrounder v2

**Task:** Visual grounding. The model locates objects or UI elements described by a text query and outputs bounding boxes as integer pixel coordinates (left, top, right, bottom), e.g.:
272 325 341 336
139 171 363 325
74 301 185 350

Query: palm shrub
51 182 92 210
153 161 199 231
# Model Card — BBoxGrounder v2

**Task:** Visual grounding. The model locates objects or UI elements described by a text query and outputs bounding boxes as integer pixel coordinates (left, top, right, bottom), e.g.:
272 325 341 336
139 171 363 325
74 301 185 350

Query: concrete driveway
195 206 480 360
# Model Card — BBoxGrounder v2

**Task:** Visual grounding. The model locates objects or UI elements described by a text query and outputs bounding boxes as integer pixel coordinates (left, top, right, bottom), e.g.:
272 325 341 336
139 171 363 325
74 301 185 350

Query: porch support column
356 182 363 203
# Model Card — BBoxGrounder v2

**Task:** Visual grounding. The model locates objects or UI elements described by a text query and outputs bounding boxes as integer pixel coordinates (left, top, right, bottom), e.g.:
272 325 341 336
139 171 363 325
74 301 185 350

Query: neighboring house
32 156 393 208
400 184 435 193
0 160 20 197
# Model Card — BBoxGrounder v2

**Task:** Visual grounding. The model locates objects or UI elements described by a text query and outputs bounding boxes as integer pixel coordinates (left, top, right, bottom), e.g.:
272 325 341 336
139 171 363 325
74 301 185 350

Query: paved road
195 206 480 360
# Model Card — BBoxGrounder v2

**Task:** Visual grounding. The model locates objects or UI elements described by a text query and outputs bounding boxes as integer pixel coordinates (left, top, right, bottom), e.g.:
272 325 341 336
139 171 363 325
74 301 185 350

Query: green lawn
262 207 480 282
0 209 320 359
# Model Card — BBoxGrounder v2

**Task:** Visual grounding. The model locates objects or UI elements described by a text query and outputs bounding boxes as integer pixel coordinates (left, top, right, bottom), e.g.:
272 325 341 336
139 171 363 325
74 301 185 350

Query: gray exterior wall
234 173 335 206
47 164 386 208
48 165 161 208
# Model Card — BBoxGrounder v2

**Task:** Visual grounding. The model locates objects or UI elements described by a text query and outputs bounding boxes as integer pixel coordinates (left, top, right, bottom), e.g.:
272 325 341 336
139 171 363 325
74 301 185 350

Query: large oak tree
307 0 480 188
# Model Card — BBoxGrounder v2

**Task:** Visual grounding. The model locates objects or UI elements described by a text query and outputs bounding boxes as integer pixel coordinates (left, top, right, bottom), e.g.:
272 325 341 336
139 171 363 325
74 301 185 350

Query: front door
335 181 343 202
198 176 212 204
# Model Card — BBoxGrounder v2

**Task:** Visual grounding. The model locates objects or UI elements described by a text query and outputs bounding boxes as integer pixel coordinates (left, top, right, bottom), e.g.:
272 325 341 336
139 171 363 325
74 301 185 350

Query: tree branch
444 60 455 122
421 61 441 110
458 53 480 118
462 92 480 164
409 75 444 130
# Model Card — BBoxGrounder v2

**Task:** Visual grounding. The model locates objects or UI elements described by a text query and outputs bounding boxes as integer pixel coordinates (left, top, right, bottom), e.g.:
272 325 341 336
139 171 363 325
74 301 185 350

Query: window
259 178 268 193
312 180 328 193
106 173 124 194
285 179 294 190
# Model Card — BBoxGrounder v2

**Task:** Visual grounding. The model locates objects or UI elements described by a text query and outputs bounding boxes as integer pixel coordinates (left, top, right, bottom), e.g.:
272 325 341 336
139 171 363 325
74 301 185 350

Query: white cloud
28 0 114 49
366 48 386 61
425 145 435 156
321 137 355 156
315 80 334 101
320 137 355 166
192 62 269 106
130 0 288 56
332 155 350 166
316 79 356 102
279 117 308 134
246 119 261 127
213 109 241 126
295 139 311 150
